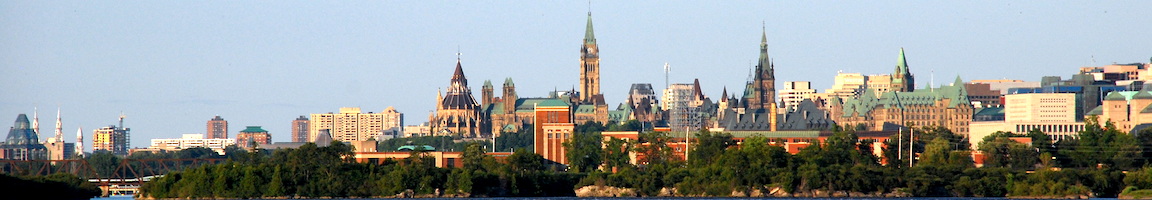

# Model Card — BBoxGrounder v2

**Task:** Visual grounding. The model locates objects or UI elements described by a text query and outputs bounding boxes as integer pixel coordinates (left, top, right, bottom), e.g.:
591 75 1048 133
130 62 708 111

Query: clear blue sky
2 1 1149 148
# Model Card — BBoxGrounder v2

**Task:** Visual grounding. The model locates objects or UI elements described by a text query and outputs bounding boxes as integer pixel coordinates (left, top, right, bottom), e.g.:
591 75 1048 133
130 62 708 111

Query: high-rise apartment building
235 126 271 149
207 116 228 139
291 116 309 143
311 107 398 142
93 115 130 156
661 83 695 112
779 81 817 110
381 106 403 138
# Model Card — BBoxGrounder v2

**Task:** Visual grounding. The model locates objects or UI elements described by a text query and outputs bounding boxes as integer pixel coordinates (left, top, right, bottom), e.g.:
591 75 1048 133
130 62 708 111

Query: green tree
920 137 972 168
265 166 285 197
602 137 634 171
688 131 734 167
85 151 121 178
980 131 1038 170
564 129 603 172
508 148 544 172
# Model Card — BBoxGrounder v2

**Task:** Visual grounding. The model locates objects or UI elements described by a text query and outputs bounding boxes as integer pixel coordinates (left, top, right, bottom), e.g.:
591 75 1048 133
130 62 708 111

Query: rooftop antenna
118 111 126 128
931 69 935 91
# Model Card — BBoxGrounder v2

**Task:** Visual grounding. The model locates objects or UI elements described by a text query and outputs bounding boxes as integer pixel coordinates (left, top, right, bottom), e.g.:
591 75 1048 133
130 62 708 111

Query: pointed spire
954 75 964 86
76 126 84 155
32 107 39 136
453 59 466 82
692 79 704 100
54 107 62 141
756 23 772 80
584 12 596 45
761 21 767 46
897 48 909 75
721 86 729 100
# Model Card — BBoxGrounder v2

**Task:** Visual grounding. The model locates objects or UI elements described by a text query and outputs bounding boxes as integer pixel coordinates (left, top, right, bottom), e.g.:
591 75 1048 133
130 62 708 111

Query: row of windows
1015 124 1083 133
546 132 571 139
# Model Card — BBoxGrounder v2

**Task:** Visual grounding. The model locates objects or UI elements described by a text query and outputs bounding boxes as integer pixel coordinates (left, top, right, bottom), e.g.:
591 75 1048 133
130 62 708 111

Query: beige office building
969 93 1084 149
310 107 402 142
822 72 866 100
148 134 234 154
864 74 893 97
779 81 817 110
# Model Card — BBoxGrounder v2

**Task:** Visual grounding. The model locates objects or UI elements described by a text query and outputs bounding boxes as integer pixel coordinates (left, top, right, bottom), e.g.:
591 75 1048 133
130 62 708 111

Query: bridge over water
0 158 225 197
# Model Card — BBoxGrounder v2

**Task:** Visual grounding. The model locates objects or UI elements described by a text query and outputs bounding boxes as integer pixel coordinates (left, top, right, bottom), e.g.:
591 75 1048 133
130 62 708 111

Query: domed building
2 114 48 160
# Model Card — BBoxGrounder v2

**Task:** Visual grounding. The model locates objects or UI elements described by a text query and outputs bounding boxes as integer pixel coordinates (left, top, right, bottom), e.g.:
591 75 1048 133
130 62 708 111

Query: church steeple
579 11 602 104
891 48 915 92
584 12 596 45
745 24 776 111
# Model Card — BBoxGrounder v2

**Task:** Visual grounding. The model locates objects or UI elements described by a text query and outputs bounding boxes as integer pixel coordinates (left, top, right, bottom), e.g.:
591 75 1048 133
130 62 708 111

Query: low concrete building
148 134 234 154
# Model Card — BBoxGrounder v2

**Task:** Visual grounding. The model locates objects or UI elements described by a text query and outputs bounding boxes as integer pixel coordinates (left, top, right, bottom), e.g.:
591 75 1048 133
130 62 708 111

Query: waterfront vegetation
0 173 101 199
135 118 1152 198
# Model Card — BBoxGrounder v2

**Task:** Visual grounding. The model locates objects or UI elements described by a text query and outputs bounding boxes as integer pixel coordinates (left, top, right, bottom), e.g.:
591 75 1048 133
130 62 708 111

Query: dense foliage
574 120 1152 198
0 173 101 199
140 141 580 198
137 116 1152 198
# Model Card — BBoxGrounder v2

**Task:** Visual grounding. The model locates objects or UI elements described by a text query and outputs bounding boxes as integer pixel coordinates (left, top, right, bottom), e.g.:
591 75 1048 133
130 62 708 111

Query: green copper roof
1140 104 1152 113
574 105 597 114
483 80 492 88
537 99 569 107
839 77 972 117
240 126 267 133
742 81 755 99
1086 105 1103 115
504 77 515 87
1134 91 1152 99
896 48 909 75
584 12 596 45
1104 91 1127 101
974 107 1005 116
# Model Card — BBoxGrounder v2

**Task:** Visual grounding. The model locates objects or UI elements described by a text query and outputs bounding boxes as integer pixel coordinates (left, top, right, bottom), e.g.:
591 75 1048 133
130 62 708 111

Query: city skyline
2 1 1151 148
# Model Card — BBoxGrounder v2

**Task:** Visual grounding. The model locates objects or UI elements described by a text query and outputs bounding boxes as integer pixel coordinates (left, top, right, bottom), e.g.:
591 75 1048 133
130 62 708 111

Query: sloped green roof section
240 126 267 133
537 99 569 107
974 107 1005 116
839 77 971 117
573 105 597 114
1086 105 1103 116
1140 104 1152 114
584 12 596 45
1135 91 1152 99
511 98 571 113
1105 91 1127 101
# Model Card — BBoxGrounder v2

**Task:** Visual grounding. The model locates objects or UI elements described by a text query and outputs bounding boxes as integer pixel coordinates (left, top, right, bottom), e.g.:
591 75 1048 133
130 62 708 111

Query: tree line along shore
68 117 1152 199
